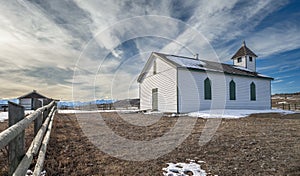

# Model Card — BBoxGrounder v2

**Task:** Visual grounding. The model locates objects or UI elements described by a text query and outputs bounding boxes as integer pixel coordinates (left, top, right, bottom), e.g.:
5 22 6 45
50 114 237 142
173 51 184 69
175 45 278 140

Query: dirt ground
1 112 300 176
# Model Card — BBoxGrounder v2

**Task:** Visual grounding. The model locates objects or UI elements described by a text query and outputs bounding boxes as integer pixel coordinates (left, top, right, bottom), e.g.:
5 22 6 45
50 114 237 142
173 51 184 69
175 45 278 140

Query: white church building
137 42 273 113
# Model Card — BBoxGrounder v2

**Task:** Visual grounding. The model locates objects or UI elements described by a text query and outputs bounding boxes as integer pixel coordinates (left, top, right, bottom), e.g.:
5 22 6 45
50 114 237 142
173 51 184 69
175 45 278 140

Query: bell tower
231 41 257 72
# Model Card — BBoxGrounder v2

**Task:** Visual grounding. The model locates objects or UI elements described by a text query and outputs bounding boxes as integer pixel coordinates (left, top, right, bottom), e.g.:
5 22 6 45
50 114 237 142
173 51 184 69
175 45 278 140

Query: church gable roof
154 52 273 80
231 41 258 59
137 51 273 83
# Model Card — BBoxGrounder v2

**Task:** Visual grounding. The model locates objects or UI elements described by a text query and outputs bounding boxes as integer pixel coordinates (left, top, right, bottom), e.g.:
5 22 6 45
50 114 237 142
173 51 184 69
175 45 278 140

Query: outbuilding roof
18 90 49 99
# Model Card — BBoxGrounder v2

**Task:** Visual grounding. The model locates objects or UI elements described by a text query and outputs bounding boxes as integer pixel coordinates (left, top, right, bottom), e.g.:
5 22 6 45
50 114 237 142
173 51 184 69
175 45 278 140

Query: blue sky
0 0 299 100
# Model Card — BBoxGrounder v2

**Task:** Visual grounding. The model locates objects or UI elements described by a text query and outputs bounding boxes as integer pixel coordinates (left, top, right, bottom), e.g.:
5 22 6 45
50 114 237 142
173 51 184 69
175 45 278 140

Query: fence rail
0 100 57 176
272 103 300 111
281 103 300 111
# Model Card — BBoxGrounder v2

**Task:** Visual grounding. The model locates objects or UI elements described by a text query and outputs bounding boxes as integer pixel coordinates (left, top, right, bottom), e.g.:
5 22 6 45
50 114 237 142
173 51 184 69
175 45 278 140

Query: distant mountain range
0 98 115 107
57 99 116 108
113 99 140 108
0 98 141 109
0 99 19 105
273 92 300 96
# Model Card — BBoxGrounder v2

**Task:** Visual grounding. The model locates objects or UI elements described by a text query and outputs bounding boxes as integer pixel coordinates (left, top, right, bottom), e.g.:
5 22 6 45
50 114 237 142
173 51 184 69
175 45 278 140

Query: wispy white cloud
162 0 288 60
257 65 279 72
273 79 283 83
257 59 300 73
248 22 300 57
0 0 298 99
276 74 296 80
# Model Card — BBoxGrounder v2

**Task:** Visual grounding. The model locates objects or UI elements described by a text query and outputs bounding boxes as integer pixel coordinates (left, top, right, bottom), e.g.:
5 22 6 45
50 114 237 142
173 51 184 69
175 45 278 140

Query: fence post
288 104 290 110
295 104 297 111
33 99 42 136
8 102 25 175
43 107 48 122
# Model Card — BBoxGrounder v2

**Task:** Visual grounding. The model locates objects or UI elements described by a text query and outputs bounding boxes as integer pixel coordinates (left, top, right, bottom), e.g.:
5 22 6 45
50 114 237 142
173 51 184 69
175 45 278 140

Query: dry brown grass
1 112 300 176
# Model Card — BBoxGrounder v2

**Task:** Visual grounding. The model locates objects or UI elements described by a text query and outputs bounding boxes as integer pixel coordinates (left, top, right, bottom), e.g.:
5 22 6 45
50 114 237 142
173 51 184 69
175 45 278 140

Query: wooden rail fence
279 103 300 111
272 102 300 111
0 100 57 176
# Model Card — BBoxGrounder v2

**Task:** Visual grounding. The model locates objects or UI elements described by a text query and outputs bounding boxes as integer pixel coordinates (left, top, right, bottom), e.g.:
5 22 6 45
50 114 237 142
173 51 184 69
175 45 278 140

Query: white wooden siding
224 75 271 109
233 56 256 72
178 69 271 113
233 56 246 67
140 57 177 112
246 56 256 71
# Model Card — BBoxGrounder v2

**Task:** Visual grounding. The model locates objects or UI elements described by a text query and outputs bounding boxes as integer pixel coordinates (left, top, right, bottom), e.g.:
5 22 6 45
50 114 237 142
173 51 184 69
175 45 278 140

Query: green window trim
250 82 256 101
229 80 236 100
204 78 212 100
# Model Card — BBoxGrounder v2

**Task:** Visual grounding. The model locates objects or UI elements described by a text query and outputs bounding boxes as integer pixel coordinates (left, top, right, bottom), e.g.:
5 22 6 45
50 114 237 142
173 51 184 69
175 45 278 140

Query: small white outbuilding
137 42 273 113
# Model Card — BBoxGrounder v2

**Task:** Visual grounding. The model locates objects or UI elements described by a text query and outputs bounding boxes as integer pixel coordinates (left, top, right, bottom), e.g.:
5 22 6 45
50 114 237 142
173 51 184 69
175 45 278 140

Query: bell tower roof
231 41 257 59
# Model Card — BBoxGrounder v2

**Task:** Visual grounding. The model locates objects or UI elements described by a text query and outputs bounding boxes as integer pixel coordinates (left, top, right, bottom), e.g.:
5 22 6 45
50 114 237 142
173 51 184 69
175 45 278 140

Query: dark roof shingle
18 90 49 99
231 42 257 59
155 53 273 80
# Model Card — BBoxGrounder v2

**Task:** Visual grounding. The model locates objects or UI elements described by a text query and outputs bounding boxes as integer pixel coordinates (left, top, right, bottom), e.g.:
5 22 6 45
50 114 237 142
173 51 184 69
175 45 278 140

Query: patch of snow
188 109 295 119
26 169 46 176
143 111 164 115
277 101 288 104
170 113 177 117
0 112 8 122
40 170 47 176
165 55 237 74
163 113 188 117
272 96 284 99
26 170 33 176
166 55 207 69
0 110 36 122
25 110 34 114
163 161 207 176
197 160 206 164
233 66 253 72
57 109 139 114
